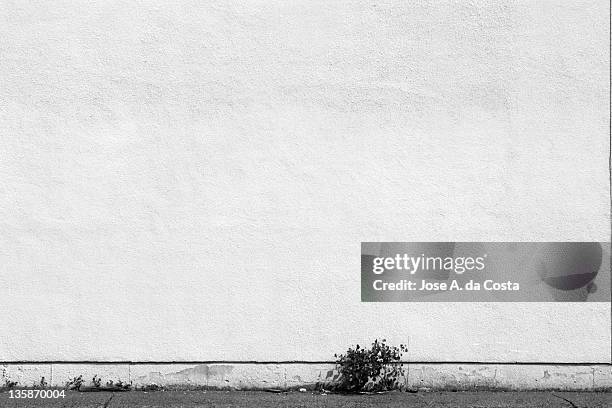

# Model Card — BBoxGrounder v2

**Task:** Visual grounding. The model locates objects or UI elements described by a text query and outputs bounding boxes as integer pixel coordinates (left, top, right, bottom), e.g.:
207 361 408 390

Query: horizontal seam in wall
0 361 610 366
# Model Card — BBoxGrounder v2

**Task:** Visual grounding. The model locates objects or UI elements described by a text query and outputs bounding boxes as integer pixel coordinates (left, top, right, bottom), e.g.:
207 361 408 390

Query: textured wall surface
0 1 609 363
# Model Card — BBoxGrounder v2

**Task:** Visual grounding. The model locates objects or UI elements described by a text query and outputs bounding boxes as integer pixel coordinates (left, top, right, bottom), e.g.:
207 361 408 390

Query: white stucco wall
0 1 609 363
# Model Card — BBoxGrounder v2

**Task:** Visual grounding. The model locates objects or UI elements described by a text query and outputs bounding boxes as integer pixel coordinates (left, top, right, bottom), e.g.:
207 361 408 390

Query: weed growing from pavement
92 375 102 388
3 379 18 390
328 339 407 393
66 375 84 390
65 375 132 391
105 379 131 391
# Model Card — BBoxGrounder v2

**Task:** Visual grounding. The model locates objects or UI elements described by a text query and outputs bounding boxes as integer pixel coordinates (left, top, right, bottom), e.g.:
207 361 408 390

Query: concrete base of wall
1 363 611 391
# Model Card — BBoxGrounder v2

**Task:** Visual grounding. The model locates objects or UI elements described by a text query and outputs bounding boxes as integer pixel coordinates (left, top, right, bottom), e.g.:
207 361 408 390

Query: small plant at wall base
66 375 84 390
331 339 407 393
106 380 131 391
